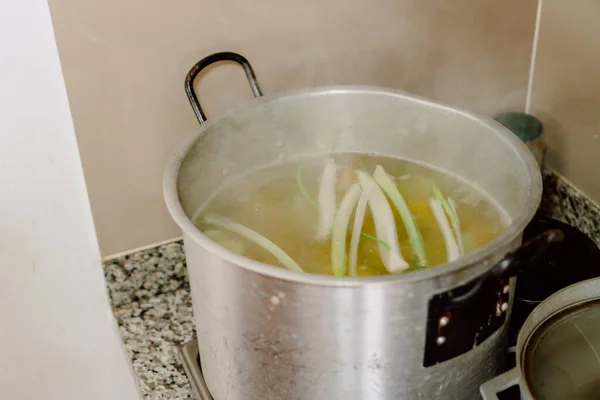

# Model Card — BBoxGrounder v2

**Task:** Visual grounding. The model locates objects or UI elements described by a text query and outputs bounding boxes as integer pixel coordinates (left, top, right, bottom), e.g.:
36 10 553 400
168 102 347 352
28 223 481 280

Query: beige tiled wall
530 0 600 204
48 0 538 256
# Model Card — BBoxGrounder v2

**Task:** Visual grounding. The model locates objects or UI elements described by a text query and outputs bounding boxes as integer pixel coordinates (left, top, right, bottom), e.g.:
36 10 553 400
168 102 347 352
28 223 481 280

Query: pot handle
184 52 263 124
451 229 564 305
489 229 564 279
480 368 521 400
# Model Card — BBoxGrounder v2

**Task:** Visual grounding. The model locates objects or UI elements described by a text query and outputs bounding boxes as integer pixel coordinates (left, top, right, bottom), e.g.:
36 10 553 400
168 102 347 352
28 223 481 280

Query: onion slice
432 185 463 256
203 214 304 273
430 198 459 263
317 159 337 240
356 170 409 273
331 183 363 276
373 165 428 269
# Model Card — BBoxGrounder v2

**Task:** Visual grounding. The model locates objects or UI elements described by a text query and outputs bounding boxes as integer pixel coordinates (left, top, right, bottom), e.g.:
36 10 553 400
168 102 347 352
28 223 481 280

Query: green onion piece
331 183 362 276
356 170 409 273
296 164 317 206
432 184 464 256
203 214 304 273
373 165 428 269
412 256 423 270
360 232 390 250
430 198 460 262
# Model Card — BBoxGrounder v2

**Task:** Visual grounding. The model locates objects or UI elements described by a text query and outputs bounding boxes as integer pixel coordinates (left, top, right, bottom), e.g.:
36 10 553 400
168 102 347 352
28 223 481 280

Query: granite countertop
104 169 600 400
104 242 196 399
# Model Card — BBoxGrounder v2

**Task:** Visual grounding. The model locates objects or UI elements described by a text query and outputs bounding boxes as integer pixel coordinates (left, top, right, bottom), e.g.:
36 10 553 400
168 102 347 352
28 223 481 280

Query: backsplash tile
531 0 600 205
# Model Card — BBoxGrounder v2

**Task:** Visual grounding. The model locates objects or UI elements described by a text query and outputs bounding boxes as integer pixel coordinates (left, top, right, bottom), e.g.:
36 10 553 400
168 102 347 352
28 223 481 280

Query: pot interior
175 87 540 230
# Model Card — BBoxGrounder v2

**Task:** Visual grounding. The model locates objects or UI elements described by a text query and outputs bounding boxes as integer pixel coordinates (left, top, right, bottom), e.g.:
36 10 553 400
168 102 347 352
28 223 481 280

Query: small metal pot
165 52 552 399
481 278 600 399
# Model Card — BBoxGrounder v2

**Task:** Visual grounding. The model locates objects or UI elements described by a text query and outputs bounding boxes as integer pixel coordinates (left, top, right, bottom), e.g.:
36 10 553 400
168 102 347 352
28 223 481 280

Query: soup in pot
193 154 508 276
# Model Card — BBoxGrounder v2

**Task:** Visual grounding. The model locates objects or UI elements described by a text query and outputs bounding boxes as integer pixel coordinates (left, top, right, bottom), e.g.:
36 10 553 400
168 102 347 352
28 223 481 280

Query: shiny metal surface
179 340 212 400
164 86 542 399
481 278 600 400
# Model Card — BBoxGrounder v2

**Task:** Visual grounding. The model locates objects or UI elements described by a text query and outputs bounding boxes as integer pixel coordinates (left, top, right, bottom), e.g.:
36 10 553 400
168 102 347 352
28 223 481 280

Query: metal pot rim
518 276 600 357
163 84 542 286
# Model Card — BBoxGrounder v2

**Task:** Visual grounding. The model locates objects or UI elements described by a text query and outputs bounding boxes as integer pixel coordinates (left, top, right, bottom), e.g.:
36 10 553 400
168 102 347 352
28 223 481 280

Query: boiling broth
195 154 507 276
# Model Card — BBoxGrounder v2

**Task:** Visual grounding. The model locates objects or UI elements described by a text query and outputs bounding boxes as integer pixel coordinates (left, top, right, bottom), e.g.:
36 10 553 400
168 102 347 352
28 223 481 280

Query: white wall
0 1 140 399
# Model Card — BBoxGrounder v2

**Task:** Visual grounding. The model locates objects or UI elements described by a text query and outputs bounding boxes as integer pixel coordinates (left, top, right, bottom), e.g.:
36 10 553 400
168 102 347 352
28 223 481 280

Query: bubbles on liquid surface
276 138 285 148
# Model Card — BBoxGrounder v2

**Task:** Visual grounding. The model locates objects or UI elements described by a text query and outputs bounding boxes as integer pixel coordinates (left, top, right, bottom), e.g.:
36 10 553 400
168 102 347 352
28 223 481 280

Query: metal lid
523 299 600 399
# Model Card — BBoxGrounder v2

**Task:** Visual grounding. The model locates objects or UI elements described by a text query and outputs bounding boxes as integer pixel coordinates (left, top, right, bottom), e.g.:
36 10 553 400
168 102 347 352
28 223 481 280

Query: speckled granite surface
104 168 600 400
540 168 600 246
105 242 194 399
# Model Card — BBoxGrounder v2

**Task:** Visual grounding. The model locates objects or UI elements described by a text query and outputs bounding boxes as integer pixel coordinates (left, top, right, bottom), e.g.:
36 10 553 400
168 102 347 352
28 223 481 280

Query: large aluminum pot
164 52 544 399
